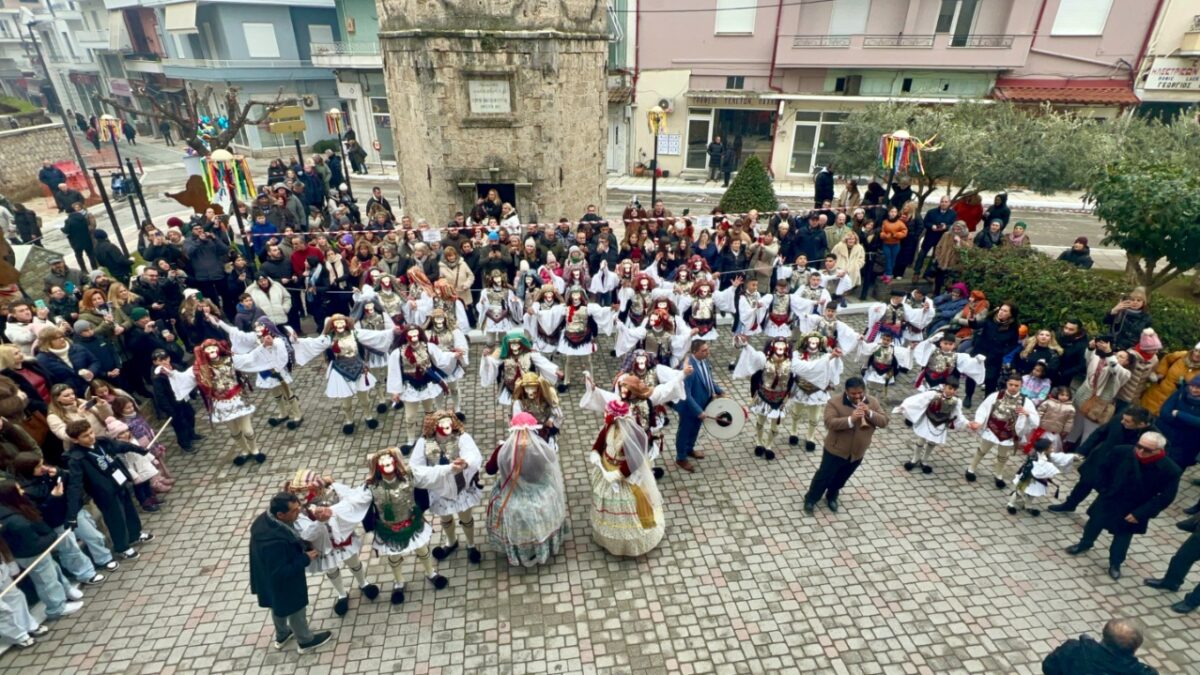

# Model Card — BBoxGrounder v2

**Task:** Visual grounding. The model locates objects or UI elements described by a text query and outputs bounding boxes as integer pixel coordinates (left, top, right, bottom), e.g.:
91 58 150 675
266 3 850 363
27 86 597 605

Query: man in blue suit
676 340 723 473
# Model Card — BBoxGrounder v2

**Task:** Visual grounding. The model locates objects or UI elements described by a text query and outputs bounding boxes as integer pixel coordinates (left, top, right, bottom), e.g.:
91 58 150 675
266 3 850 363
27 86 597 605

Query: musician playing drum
675 340 726 473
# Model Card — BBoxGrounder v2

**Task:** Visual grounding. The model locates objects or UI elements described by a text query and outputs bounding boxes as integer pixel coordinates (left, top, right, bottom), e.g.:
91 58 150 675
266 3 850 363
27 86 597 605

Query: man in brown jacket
804 377 889 514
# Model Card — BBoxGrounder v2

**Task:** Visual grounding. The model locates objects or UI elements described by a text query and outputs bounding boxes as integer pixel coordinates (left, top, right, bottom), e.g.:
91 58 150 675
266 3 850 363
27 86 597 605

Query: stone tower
377 0 608 222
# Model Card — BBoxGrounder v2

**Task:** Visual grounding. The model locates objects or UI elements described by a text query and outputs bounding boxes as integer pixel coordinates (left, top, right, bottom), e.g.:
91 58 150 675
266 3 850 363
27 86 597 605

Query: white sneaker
66 586 83 601
54 601 84 618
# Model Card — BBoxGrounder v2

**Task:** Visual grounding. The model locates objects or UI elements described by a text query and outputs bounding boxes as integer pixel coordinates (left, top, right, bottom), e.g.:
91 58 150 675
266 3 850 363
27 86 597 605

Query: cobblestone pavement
4 331 1198 675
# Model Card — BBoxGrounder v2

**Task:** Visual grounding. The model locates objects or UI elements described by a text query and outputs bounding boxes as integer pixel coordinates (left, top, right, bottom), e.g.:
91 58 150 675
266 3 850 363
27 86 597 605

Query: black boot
361 583 379 600
390 587 406 605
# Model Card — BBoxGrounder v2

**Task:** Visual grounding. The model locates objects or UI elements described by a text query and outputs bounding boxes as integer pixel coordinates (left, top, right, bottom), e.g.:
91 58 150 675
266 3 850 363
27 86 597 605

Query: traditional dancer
511 372 564 450
680 278 721 343
408 410 484 564
480 331 562 406
911 331 986 392
476 269 521 347
1006 437 1076 516
762 277 805 340
894 377 968 474
525 286 566 355
210 314 304 430
424 308 470 417
580 370 680 557
722 276 770 370
603 354 690 479
786 334 844 452
374 273 408 322
293 314 394 435
966 372 1041 488
733 336 798 461
484 412 569 567
901 288 935 346
557 286 615 390
799 303 862 354
161 338 266 465
865 290 907 343
615 308 691 366
285 469 377 617
385 324 453 455
857 328 912 403
350 287 393 416
789 270 832 317
362 447 449 606
618 273 662 329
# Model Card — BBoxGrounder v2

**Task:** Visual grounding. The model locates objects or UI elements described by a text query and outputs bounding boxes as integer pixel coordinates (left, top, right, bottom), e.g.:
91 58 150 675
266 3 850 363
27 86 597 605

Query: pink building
631 0 1152 180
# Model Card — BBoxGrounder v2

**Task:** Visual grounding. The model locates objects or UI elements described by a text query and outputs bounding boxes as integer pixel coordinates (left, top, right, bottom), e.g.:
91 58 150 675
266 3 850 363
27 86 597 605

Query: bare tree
99 85 298 156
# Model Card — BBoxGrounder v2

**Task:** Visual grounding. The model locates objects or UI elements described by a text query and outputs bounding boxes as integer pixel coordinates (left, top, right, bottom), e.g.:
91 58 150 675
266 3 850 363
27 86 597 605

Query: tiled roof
992 84 1140 106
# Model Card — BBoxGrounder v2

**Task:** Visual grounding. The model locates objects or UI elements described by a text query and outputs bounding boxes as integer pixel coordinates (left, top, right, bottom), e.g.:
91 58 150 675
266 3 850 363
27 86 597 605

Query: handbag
1079 395 1115 425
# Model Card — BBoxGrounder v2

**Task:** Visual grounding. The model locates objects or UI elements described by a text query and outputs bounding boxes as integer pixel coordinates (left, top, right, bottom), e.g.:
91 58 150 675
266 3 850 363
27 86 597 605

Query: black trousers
1161 531 1200 604
805 449 862 504
169 400 198 450
99 490 143 553
1077 517 1134 569
1060 476 1095 510
73 245 97 273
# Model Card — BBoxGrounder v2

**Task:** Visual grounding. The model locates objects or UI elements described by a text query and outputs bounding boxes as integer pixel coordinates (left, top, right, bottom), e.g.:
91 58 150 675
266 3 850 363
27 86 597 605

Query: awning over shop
992 78 1139 106
164 2 199 34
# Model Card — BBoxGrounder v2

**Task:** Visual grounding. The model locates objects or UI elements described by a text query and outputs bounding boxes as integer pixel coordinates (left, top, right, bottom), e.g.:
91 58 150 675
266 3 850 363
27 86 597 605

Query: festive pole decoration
200 150 256 206
877 129 939 176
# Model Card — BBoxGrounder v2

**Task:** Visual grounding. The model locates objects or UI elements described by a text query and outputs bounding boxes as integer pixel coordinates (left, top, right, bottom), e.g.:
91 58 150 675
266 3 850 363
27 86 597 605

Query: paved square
5 333 1197 674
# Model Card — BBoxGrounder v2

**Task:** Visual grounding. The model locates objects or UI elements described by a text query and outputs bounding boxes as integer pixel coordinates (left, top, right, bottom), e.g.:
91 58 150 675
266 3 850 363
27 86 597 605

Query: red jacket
290 246 325 276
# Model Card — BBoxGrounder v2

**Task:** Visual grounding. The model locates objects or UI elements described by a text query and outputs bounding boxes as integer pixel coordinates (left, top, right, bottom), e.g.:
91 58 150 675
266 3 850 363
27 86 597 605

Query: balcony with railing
783 33 1030 69
310 42 382 69
76 29 110 49
162 57 331 81
122 52 164 74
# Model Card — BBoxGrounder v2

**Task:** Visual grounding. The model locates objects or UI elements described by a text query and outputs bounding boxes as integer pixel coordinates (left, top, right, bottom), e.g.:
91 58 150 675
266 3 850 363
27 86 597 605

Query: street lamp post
327 108 352 197
647 105 666 208
25 21 93 197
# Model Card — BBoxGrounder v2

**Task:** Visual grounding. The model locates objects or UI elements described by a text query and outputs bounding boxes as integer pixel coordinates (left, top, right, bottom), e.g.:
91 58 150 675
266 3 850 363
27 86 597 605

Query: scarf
1137 448 1166 465
47 343 72 366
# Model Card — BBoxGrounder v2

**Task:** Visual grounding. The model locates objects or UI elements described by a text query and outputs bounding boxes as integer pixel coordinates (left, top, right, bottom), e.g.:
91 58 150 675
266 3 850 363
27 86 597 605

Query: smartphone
84 399 98 410
34 299 47 310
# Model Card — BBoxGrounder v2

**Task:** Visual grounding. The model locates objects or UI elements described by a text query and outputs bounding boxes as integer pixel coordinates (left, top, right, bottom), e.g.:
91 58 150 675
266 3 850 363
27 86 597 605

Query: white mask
378 455 396 475
437 418 453 435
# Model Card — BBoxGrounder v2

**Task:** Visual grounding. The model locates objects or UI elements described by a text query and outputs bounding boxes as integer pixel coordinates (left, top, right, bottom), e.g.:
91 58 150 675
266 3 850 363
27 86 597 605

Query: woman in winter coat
830 231 865 289
1141 343 1200 415
926 282 969 336
1067 341 1132 447
1104 287 1153 351
46 383 112 443
1012 329 1063 380
33 328 92 397
1057 237 1095 270
439 246 475 299
1115 329 1162 415
965 301 1021 407
984 193 1010 230
878 206 907 284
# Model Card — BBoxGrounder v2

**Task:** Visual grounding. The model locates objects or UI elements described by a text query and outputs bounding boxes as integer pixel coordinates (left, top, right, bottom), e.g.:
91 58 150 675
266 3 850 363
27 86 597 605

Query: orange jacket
880 218 908 245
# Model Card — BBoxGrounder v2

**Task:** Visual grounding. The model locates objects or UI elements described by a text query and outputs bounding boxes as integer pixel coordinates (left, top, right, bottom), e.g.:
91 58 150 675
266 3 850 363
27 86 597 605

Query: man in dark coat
249 492 333 654
1050 406 1154 513
182 225 231 306
1057 236 1095 270
1065 431 1181 580
1054 319 1089 387
706 136 724 182
64 202 96 272
71 320 122 385
93 230 132 284
64 420 154 558
38 161 66 205
1042 618 1158 675
814 165 834 209
1144 525 1200 614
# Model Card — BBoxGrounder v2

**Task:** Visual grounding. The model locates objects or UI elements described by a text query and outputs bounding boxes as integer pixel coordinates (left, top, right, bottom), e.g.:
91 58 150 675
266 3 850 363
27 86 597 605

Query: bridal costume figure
483 412 569 567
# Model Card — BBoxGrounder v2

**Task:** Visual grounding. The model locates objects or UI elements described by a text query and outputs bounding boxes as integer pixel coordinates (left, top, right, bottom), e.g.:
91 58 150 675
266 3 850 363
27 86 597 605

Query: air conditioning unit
656 97 673 113
300 94 320 111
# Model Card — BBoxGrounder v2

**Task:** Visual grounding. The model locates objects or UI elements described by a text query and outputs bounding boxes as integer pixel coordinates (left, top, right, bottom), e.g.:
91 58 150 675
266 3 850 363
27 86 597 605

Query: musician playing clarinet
802 376 889 517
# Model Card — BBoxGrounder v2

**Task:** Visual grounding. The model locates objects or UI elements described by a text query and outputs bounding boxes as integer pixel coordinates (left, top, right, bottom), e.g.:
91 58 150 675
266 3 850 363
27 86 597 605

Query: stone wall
381 32 608 222
0 122 74 200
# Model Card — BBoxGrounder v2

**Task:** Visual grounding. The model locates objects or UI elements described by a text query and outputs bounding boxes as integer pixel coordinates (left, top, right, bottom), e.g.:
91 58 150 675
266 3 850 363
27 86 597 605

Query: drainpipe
631 0 641 104
1134 0 1167 87
765 0 784 178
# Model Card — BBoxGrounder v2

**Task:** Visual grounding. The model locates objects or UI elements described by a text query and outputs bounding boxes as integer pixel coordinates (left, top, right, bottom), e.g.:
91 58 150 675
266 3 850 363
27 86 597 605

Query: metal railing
947 34 1015 48
310 42 380 56
792 35 852 48
164 57 316 68
863 34 936 48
